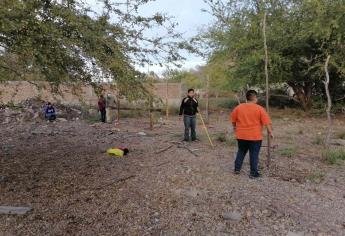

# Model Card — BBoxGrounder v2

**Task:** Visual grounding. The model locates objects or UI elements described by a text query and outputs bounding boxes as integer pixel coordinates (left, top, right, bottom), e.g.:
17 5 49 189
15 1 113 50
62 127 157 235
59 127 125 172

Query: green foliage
279 147 297 158
199 0 345 110
322 148 345 165
307 172 325 184
0 0 185 99
215 98 239 110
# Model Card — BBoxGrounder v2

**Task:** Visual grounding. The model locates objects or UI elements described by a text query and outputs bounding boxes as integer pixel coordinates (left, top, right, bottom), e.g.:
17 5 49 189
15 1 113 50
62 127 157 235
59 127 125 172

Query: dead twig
155 145 173 154
99 175 136 189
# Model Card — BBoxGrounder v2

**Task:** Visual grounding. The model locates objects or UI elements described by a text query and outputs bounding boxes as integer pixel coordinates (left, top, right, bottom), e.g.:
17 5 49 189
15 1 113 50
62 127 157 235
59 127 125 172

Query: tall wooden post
149 73 154 130
263 11 271 168
166 78 169 120
206 75 210 124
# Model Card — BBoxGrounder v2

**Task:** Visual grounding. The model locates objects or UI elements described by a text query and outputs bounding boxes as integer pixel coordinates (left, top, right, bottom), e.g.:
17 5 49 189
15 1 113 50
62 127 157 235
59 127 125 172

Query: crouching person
45 102 56 121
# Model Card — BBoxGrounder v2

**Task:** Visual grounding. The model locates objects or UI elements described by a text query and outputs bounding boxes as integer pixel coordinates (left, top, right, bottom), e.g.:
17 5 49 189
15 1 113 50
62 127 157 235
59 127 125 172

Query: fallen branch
177 144 199 157
155 145 173 154
99 175 136 189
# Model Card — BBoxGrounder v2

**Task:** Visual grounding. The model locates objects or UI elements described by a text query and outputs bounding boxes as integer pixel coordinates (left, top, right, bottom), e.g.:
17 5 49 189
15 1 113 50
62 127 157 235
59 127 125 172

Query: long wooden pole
263 11 271 168
198 113 215 148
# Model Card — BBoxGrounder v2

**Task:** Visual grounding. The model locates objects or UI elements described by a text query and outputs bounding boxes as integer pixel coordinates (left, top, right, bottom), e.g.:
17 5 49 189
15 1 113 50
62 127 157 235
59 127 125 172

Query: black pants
100 109 106 123
234 139 262 175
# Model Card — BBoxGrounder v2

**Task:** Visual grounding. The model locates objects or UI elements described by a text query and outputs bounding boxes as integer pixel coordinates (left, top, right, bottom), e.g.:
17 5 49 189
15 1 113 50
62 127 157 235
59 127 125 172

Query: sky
85 0 213 75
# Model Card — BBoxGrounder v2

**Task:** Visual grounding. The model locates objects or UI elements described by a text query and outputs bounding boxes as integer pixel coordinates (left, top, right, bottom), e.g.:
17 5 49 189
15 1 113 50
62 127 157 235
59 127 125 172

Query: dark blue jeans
100 109 106 123
235 139 262 175
183 115 196 141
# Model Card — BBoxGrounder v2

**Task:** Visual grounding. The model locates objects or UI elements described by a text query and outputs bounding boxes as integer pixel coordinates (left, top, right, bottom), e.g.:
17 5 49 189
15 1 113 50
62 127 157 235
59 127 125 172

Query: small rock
0 176 7 183
287 231 304 236
57 118 67 122
137 132 147 136
246 211 253 218
222 211 242 221
0 206 32 215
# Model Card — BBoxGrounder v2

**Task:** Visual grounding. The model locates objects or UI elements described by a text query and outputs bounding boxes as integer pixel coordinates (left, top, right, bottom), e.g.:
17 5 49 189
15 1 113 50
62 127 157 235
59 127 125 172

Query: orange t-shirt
230 103 272 141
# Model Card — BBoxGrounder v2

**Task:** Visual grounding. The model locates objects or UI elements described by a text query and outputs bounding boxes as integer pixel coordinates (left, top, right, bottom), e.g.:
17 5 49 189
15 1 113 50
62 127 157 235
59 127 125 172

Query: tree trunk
117 94 120 122
263 11 271 169
287 81 313 111
324 55 332 146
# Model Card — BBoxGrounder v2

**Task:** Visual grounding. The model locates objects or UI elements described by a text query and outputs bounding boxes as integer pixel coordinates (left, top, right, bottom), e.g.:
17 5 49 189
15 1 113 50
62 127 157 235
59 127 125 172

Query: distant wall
153 82 182 106
0 81 115 107
0 81 182 107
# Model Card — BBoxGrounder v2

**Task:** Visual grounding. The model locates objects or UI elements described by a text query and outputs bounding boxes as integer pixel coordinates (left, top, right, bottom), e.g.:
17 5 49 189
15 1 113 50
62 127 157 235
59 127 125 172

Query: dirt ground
1 110 345 236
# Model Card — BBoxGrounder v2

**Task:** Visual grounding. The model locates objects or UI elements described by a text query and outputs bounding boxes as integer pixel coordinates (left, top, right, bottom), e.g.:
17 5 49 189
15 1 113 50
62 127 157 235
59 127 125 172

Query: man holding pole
179 89 198 142
230 90 273 178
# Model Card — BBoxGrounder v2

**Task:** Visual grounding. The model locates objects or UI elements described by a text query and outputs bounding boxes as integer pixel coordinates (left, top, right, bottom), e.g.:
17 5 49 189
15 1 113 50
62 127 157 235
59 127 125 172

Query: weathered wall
0 81 182 107
153 82 182 106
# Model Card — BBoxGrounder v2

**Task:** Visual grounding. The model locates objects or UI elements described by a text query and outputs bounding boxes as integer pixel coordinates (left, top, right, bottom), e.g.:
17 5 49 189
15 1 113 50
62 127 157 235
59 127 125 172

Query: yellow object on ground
107 148 124 157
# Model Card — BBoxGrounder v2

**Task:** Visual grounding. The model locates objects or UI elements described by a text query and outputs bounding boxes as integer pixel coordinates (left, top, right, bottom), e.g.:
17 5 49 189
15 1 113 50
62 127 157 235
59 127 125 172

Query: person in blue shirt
45 102 56 121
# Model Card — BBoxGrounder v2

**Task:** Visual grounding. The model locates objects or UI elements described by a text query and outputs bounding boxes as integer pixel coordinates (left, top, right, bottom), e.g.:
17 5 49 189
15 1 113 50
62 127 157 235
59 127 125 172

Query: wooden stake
263 11 271 168
148 71 154 130
166 77 169 120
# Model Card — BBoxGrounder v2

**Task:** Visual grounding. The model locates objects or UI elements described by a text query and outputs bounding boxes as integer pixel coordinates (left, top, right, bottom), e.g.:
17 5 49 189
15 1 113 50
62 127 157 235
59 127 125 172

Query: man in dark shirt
179 89 198 141
98 95 106 123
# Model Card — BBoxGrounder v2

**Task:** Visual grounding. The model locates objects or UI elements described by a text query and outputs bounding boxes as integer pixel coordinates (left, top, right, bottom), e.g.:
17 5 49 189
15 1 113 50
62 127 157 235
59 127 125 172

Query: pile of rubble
0 98 85 124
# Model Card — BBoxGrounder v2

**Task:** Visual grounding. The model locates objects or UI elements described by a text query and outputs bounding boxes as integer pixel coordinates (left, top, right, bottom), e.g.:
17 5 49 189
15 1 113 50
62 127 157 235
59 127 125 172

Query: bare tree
324 55 332 146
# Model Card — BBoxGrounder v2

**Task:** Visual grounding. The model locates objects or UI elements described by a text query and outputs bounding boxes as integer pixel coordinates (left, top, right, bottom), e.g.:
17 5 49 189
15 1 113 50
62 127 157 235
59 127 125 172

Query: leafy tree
0 0 185 99
199 0 345 110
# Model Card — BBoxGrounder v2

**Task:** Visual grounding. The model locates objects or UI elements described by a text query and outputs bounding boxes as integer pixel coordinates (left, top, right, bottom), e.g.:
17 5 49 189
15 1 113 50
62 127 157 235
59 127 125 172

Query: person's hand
179 115 182 121
268 131 274 139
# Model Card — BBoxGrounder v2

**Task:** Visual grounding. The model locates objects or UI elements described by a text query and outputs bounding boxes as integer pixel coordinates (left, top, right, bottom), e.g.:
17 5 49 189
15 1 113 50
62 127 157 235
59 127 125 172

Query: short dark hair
246 90 258 101
188 89 194 93
47 102 51 105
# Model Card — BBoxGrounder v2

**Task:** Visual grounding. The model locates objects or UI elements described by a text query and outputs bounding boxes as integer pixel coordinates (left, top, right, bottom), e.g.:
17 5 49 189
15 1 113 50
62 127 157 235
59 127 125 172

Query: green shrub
279 147 297 158
307 172 325 183
312 135 324 145
322 148 345 165
216 99 240 109
336 131 345 140
213 132 236 145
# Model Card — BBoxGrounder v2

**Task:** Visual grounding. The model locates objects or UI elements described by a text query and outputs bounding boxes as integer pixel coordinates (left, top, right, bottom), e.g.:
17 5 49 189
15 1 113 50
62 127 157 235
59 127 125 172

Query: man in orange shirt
231 90 273 178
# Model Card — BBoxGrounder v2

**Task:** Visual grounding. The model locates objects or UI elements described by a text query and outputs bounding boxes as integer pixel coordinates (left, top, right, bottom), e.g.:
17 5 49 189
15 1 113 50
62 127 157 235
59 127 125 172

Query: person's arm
179 98 184 116
195 99 199 113
230 107 238 131
261 108 273 138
